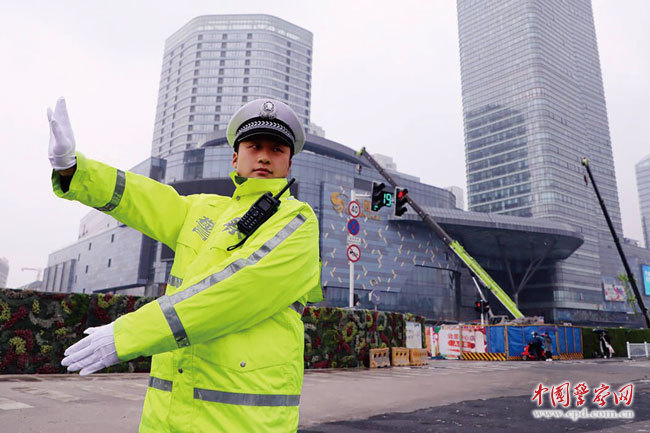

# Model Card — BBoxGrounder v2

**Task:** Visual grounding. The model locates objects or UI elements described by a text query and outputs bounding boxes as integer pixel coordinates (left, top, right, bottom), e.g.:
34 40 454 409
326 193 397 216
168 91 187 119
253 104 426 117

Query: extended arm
113 207 320 360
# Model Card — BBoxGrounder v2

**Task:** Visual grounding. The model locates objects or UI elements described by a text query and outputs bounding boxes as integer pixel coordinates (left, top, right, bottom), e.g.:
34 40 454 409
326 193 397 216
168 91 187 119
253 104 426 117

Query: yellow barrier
391 347 410 367
369 348 390 368
461 352 507 361
409 348 429 366
559 353 584 360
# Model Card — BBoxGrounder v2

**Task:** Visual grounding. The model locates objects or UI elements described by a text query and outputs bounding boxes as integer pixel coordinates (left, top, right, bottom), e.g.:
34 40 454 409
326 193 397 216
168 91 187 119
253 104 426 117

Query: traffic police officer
50 97 322 432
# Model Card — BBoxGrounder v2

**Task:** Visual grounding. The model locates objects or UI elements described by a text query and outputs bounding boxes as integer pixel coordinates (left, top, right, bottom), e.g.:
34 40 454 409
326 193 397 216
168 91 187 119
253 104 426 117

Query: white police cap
226 99 305 156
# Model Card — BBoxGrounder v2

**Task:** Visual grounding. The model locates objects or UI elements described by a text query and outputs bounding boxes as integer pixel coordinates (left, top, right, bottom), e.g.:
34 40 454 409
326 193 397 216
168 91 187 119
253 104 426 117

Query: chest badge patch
192 216 216 241
222 217 244 240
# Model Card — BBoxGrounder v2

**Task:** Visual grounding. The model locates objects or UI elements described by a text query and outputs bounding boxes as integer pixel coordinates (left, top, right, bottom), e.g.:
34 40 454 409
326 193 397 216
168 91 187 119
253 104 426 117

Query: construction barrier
559 353 584 360
428 324 584 361
461 352 507 361
409 348 429 366
369 348 391 368
391 347 410 367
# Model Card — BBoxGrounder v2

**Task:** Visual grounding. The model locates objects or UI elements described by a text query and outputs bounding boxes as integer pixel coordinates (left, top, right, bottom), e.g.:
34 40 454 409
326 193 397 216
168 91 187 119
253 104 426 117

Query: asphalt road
0 358 648 432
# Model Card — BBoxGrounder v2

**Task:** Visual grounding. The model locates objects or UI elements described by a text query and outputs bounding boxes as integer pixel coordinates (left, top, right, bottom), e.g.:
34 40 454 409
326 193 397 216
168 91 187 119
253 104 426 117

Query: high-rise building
151 14 313 158
457 0 635 324
636 154 650 248
0 257 9 288
445 186 465 210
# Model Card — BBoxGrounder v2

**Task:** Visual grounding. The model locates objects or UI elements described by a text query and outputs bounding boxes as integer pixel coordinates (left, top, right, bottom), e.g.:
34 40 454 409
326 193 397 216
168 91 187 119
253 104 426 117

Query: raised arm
48 97 192 249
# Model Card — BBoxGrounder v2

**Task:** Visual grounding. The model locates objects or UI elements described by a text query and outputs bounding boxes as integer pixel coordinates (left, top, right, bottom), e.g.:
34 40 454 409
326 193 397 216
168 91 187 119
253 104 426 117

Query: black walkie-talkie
227 178 296 251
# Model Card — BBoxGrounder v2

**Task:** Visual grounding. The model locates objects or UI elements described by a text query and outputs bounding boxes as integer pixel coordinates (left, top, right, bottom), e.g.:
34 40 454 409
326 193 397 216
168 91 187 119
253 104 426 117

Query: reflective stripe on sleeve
168 275 183 287
156 213 307 349
157 296 190 347
194 388 300 407
148 376 173 392
94 169 126 212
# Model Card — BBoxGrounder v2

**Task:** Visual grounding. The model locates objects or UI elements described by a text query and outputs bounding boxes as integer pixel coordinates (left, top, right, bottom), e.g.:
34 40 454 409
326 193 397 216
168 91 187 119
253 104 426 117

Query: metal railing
626 341 650 359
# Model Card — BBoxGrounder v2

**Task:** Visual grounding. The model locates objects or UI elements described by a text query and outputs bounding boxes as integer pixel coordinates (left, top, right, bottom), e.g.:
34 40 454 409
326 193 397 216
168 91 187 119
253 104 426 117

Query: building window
74 275 77 283
77 253 80 260
85 265 88 273
198 34 203 41
222 33 227 40
88 243 92 251
107 258 111 268
247 33 252 39
111 234 115 243
187 134 192 141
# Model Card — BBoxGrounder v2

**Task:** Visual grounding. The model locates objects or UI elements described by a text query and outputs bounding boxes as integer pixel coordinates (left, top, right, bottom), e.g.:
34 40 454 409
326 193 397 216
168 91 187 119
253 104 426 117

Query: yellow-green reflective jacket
52 153 322 433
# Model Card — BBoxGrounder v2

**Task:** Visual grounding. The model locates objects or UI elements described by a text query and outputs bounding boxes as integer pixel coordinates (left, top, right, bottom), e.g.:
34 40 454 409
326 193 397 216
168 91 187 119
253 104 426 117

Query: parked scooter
522 332 545 361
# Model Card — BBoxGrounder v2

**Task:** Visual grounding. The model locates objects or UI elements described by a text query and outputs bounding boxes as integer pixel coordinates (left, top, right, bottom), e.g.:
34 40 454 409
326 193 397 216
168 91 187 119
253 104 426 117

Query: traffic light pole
582 158 650 328
357 147 524 319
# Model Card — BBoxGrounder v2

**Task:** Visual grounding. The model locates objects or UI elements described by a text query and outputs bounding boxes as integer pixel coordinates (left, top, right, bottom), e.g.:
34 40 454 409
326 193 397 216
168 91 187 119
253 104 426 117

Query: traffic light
394 187 408 216
474 299 483 313
371 181 393 211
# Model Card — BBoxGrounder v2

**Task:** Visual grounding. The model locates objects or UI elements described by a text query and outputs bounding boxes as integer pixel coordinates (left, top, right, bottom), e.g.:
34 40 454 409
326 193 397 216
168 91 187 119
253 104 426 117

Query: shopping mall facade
43 132 650 327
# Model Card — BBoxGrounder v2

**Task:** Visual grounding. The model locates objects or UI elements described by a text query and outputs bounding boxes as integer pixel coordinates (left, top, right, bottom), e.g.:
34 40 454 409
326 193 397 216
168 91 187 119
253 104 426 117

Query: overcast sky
1 1 649 288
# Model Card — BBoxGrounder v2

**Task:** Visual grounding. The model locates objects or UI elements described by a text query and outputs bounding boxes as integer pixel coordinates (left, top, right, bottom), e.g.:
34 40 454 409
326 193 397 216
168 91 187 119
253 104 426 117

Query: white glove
61 322 120 376
47 97 77 170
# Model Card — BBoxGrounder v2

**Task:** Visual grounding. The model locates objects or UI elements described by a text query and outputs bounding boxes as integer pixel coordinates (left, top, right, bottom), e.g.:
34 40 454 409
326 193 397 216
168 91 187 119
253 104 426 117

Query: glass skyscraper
151 14 313 158
636 155 650 248
457 0 630 323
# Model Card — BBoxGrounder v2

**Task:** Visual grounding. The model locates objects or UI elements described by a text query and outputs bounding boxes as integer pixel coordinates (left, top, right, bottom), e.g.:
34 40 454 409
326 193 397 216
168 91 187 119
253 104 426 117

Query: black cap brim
235 129 294 155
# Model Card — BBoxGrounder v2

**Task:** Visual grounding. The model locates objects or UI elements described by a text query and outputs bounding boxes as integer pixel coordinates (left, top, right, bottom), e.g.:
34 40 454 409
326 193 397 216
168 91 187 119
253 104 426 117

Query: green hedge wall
582 326 650 358
0 289 425 374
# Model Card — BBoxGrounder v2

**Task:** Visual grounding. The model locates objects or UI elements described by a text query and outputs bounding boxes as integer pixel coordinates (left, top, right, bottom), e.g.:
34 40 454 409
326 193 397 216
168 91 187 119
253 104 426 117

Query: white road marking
11 386 79 403
0 397 33 410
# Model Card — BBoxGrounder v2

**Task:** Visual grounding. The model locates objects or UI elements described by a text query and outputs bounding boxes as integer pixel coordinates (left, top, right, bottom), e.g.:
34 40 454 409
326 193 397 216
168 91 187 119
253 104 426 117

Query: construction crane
582 157 650 328
357 147 524 320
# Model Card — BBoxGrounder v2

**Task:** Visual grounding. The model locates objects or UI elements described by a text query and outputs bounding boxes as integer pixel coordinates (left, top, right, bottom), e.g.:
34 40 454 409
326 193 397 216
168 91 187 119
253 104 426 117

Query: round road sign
347 244 361 262
347 218 360 236
348 200 361 217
